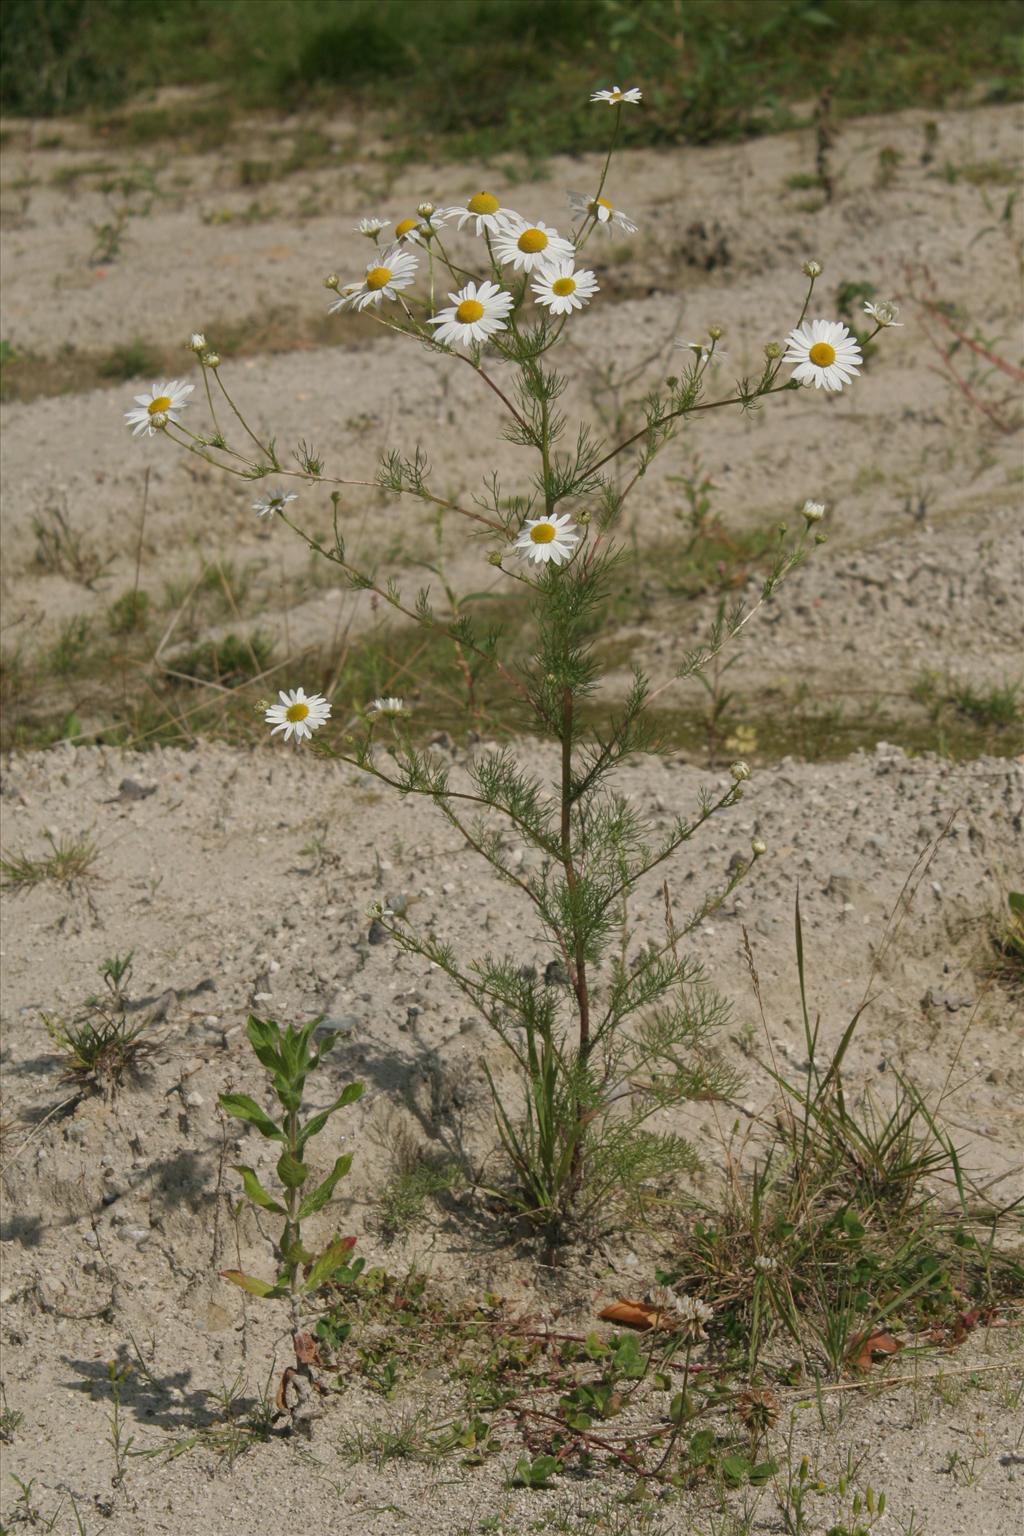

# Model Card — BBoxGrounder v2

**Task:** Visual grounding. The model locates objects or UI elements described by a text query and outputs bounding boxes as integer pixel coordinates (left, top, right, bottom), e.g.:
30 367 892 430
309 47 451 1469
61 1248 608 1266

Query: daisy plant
134 88 895 1247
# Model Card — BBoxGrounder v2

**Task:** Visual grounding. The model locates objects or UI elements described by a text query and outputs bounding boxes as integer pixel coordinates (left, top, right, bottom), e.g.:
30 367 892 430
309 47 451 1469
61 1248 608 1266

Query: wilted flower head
737 1386 780 1434
731 761 751 783
754 1254 778 1273
802 259 823 278
802 499 826 523
863 298 902 327
253 488 297 519
675 1293 714 1341
188 332 207 353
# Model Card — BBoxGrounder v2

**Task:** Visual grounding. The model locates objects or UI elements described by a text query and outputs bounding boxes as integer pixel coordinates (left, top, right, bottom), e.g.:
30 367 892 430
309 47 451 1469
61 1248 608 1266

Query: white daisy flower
863 298 902 327
801 499 826 523
427 280 514 349
513 512 580 567
783 319 862 392
329 245 418 313
590 85 643 106
264 687 331 744
393 215 426 243
253 488 298 519
531 260 599 315
491 218 574 274
438 191 522 237
124 380 194 438
356 217 389 238
367 696 405 717
567 191 637 234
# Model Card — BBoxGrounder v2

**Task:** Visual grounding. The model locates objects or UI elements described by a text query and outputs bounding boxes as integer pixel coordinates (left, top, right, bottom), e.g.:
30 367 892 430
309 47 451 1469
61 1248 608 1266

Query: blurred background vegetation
2 0 1020 156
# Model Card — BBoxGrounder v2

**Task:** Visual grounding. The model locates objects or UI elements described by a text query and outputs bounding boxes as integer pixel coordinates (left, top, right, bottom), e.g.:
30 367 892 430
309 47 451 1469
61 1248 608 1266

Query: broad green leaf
721 1453 753 1486
245 1015 283 1073
277 1148 307 1189
298 1081 363 1149
297 1153 353 1219
218 1093 283 1141
220 1269 281 1298
232 1164 285 1213
303 1235 357 1293
280 1233 315 1265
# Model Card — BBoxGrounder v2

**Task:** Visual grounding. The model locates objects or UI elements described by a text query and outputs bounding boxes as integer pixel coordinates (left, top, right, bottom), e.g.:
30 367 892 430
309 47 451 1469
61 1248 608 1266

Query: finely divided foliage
130 86 896 1243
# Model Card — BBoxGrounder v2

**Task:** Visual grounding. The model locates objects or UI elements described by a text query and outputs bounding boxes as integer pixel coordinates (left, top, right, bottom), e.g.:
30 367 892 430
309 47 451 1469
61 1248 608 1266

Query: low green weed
1 831 99 891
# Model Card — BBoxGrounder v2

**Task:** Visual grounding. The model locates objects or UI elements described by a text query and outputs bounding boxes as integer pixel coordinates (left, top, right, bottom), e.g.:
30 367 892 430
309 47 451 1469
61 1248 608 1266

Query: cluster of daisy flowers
120 84 898 756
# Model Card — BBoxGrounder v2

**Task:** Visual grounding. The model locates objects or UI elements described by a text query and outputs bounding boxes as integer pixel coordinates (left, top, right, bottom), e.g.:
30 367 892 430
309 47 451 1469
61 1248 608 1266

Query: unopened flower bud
487 550 503 566
577 510 591 526
731 761 751 782
814 531 828 545
188 332 207 353
150 410 168 428
802 259 823 278
802 499 826 523
778 522 788 535
201 351 220 368
752 838 767 857
764 341 782 360
707 324 723 341
417 202 435 218
324 272 341 290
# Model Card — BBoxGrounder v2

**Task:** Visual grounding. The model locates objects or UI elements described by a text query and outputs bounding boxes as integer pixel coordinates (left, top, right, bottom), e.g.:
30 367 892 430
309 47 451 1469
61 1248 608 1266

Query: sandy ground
1 94 1022 1535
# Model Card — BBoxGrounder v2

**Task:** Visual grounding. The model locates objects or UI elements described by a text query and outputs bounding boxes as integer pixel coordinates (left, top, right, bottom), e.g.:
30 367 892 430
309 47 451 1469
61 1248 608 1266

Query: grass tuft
1 832 99 892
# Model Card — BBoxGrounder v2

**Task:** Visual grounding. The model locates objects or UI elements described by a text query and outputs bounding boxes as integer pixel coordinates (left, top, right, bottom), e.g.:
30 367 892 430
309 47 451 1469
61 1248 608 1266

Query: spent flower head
754 1254 778 1272
802 499 826 523
124 380 194 438
188 332 207 353
731 761 752 783
253 488 298 519
590 85 643 106
864 298 903 327
783 319 862 392
675 1293 714 1342
265 687 331 744
802 259 823 278
514 513 580 567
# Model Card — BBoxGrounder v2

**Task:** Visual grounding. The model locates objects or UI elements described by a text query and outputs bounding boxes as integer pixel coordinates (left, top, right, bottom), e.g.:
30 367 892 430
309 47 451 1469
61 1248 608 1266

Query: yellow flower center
518 228 548 254
366 266 392 290
809 341 836 367
456 298 485 324
285 702 310 722
467 192 499 215
552 276 576 296
148 395 172 414
589 197 614 216
395 217 418 238
530 522 557 544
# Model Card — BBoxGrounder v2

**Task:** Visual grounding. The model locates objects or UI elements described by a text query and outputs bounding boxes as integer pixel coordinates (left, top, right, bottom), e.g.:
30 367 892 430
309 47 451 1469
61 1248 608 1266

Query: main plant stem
560 685 590 1201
